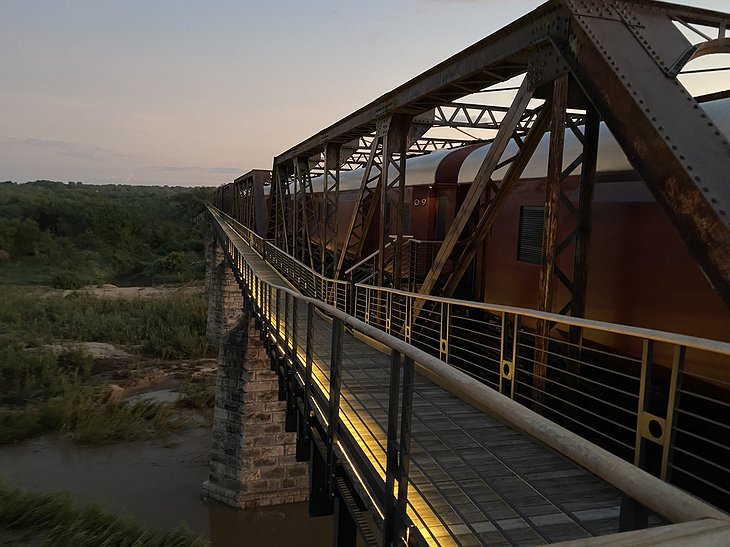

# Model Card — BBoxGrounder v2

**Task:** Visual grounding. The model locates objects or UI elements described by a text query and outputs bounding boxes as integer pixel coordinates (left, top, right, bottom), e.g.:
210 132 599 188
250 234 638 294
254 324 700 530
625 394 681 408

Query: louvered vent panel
517 206 544 264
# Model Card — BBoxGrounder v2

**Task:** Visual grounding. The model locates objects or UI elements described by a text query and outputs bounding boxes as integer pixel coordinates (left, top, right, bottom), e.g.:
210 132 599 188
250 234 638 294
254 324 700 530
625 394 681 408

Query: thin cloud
2 137 129 162
151 165 242 175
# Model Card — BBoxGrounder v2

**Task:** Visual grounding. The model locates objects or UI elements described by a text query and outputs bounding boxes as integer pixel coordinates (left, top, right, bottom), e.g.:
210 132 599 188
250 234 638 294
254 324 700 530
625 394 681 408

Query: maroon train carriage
215 95 730 382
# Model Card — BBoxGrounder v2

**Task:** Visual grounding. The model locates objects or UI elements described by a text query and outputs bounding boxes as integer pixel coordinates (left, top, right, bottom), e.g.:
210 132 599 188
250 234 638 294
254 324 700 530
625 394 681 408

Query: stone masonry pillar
203 312 309 508
205 226 244 346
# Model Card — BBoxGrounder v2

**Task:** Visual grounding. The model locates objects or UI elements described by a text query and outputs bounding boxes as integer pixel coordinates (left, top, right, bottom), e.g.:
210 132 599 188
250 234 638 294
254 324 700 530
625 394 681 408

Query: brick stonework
203 315 310 508
205 228 244 346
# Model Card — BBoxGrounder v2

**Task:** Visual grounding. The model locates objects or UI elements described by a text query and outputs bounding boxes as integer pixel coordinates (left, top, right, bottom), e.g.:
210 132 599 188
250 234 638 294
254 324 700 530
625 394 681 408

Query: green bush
57 347 93 380
0 182 213 286
0 402 63 444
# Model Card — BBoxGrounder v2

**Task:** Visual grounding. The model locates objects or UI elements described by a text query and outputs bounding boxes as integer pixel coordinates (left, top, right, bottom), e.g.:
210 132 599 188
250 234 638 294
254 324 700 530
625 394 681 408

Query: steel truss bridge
209 1 730 545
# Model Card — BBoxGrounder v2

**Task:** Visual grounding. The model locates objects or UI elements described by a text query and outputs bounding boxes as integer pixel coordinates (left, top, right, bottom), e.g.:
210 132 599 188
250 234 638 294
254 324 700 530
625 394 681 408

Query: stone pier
203 227 309 508
205 227 243 346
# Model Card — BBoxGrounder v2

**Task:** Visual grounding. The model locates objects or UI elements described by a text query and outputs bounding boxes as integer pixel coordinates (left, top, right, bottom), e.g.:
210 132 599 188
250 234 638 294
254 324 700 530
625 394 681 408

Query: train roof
281 96 730 195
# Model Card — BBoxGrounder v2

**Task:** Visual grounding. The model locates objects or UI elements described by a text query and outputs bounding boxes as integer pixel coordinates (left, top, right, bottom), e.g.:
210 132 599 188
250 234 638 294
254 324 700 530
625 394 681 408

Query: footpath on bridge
214 210 661 546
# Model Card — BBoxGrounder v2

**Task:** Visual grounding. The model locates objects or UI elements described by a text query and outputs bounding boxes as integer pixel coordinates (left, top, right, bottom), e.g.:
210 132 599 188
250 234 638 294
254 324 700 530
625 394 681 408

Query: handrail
208 204 728 527
344 246 383 276
353 283 730 357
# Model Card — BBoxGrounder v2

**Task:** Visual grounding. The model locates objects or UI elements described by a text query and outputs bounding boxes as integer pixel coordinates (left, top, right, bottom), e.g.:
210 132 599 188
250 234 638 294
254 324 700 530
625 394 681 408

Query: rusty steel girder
557 0 730 307
271 0 730 309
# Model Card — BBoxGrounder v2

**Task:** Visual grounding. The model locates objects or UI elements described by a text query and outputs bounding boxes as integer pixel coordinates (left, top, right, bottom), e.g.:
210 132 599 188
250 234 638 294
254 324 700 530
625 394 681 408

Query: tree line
0 180 214 287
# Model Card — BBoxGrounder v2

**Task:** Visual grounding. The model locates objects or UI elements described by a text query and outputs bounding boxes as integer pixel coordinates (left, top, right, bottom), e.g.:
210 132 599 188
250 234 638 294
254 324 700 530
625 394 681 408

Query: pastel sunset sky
1 0 728 186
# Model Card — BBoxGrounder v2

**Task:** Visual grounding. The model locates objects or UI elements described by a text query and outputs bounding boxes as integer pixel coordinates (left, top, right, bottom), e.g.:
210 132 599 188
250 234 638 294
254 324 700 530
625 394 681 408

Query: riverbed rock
106 384 125 403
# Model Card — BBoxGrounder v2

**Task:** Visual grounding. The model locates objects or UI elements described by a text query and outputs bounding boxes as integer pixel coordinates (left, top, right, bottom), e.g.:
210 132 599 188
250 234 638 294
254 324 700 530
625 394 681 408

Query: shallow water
0 427 332 546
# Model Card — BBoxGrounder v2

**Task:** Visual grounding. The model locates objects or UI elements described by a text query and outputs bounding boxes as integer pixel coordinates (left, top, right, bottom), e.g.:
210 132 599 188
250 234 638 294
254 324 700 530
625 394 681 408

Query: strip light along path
211 209 663 546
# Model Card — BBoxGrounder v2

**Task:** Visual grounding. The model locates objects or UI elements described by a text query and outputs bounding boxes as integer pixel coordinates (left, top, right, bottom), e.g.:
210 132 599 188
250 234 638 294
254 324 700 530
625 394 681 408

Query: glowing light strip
217 216 458 546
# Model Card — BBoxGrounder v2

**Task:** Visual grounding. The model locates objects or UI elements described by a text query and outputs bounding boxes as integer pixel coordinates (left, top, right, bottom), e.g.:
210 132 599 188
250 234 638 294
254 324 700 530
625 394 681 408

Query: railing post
285 295 298 432
439 302 450 363
348 280 356 317
364 287 371 324
396 355 414 543
297 302 315 461
277 288 283 346
283 291 289 353
499 313 518 399
291 297 299 365
383 349 414 547
661 345 686 481
511 315 519 400
403 296 412 344
621 339 657 531
383 349 402 546
386 291 393 335
328 316 344 498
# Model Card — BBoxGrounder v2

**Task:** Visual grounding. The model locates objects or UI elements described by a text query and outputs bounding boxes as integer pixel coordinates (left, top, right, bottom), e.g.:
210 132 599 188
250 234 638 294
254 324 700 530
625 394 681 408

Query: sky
1 0 728 187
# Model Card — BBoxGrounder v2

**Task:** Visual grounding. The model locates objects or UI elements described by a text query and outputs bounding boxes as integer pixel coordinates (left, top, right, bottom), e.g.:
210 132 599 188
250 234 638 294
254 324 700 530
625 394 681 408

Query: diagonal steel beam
417 66 541 297
438 103 553 298
559 0 730 308
334 135 384 279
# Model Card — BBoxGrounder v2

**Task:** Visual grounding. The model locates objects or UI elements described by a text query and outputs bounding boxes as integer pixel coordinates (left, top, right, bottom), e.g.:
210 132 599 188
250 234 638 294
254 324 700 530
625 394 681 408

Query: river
0 425 332 546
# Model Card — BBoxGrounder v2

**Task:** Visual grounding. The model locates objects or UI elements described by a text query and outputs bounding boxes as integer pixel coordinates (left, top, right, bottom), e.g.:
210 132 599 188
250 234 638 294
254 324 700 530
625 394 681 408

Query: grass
0 286 214 445
61 386 190 444
0 287 211 360
0 483 209 546
176 377 216 410
0 385 189 446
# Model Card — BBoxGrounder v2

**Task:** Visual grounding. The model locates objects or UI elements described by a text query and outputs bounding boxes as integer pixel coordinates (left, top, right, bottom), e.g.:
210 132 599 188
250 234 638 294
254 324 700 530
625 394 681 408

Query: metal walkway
209 207 728 546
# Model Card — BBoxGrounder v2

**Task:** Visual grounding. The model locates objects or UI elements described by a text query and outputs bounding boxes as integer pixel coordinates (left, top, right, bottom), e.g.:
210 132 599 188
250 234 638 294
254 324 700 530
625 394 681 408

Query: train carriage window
517 206 544 264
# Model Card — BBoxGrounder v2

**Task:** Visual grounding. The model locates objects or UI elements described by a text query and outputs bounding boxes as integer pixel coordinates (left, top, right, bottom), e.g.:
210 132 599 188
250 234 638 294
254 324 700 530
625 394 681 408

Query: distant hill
0 181 214 287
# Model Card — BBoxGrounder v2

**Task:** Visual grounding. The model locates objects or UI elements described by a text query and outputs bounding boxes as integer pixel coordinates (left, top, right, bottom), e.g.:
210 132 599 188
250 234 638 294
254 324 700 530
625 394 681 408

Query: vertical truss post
323 143 342 277
335 135 385 279
295 157 317 270
270 162 292 254
245 178 254 230
533 73 569 407
566 106 600 372
378 114 413 289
